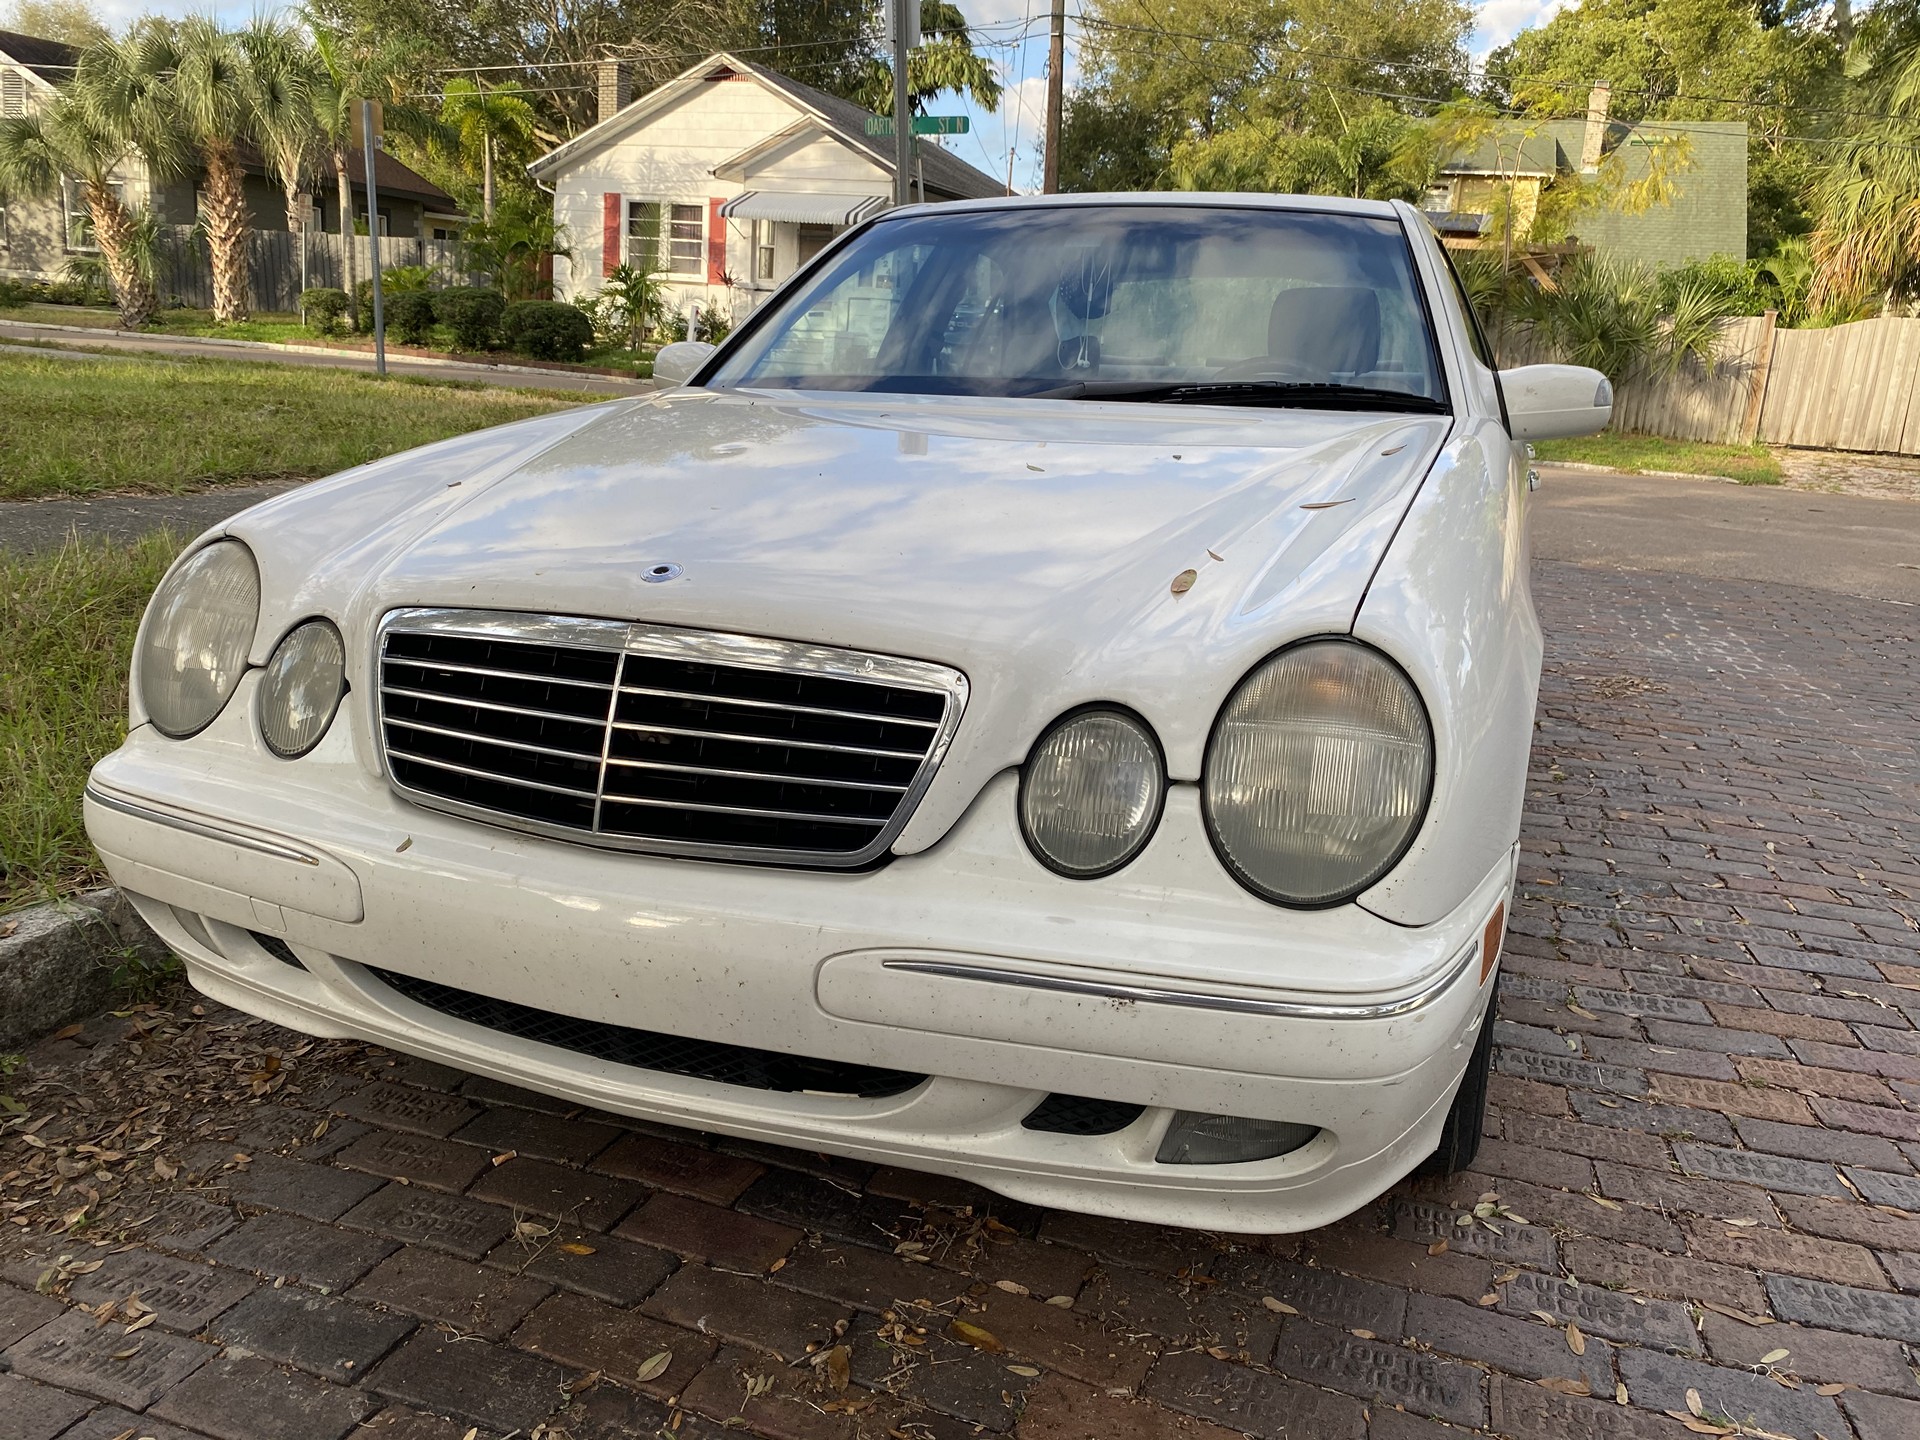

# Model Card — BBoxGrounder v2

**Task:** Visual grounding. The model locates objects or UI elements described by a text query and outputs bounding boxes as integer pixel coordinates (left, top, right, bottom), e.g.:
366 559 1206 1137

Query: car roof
885 192 1407 220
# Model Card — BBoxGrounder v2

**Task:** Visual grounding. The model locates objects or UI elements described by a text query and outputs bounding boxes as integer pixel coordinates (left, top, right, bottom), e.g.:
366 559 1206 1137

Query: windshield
707 204 1445 409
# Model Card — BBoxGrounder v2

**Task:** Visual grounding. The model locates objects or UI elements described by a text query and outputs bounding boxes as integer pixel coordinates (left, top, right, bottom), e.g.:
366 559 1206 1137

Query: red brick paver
2 558 1918 1439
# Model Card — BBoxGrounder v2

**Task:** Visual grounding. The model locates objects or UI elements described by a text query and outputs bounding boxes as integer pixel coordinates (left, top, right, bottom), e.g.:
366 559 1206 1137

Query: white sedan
86 194 1609 1231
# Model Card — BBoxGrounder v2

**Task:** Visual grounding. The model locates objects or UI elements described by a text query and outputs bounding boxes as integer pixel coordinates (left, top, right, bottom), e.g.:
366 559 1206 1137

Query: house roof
238 143 458 209
528 51 1004 202
1437 132 1562 178
0 27 80 85
348 148 459 208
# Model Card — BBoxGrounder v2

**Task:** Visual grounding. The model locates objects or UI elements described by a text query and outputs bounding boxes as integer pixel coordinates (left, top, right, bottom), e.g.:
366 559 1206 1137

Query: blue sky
89 0 1572 192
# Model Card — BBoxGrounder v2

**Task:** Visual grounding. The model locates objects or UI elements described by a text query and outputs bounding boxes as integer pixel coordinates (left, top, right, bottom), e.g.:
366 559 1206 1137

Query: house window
62 176 109 251
753 220 776 283
667 202 703 274
626 200 658 270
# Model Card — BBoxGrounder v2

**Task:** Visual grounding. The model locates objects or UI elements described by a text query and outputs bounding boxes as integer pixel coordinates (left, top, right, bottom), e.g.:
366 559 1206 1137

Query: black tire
1421 992 1496 1176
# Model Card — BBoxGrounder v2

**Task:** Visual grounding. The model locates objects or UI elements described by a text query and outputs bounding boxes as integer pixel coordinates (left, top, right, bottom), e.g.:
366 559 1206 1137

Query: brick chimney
598 59 632 124
1581 81 1611 174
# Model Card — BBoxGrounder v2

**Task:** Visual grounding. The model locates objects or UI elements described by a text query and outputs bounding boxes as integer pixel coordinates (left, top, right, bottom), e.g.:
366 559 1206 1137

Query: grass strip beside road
1532 432 1783 485
1 534 178 913
0 349 582 500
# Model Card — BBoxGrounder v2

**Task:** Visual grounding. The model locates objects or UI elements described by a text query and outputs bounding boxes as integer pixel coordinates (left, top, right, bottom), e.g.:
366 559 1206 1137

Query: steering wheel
1208 357 1322 382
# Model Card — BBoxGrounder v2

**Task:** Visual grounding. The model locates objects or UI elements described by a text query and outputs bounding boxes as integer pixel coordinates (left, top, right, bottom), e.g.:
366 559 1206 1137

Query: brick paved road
3 557 1918 1440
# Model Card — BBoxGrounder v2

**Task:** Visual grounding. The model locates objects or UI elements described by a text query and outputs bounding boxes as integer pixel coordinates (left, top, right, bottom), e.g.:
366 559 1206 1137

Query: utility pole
1042 0 1065 193
890 0 914 207
360 98 387 376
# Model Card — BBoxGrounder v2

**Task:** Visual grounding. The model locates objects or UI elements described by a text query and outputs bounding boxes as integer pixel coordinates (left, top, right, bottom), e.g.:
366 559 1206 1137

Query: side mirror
653 340 716 387
1499 363 1613 440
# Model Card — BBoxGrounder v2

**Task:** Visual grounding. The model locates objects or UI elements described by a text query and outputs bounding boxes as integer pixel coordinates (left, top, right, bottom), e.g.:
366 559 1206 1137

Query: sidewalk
0 319 650 397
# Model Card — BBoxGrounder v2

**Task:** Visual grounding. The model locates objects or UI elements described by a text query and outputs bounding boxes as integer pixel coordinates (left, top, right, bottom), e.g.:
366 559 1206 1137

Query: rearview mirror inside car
654 341 717 387
1499 364 1613 440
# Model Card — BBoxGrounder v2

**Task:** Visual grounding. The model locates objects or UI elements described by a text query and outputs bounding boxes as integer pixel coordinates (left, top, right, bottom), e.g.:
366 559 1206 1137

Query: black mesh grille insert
1022 1093 1146 1136
368 967 926 1099
377 625 955 864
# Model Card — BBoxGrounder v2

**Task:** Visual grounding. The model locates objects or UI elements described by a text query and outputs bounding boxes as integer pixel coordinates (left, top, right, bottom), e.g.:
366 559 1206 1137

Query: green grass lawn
0 349 583 500
0 302 310 344
1 534 180 912
1531 432 1783 485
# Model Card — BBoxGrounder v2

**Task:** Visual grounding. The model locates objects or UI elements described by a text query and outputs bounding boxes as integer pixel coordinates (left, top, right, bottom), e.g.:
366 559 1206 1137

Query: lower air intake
367 967 925 1100
1022 1093 1146 1136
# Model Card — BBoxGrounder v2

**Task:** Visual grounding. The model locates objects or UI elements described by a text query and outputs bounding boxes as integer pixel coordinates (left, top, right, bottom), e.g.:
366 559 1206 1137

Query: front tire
1421 993 1495 1176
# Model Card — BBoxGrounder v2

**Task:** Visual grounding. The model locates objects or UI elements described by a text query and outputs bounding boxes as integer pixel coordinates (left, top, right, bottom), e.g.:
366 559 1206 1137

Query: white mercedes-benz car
86 194 1609 1231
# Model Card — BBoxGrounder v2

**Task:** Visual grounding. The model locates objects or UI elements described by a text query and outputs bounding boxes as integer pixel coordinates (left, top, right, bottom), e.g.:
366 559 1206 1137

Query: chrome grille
376 609 967 867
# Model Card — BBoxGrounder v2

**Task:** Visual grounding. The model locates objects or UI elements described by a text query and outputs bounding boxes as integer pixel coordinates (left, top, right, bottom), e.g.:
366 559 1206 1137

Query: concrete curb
1539 459 1746 485
0 318 653 386
0 889 170 1050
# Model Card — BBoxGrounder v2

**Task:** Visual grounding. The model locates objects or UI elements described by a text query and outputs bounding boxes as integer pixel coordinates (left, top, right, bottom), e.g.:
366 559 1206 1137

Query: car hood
229 388 1451 851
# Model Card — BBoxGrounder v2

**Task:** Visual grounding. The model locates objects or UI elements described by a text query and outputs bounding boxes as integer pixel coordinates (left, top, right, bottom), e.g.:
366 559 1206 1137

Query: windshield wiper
1028 379 1446 413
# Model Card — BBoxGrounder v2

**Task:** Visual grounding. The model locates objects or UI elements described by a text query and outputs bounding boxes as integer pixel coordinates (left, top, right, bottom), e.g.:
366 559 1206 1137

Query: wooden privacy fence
1492 313 1920 457
153 227 476 313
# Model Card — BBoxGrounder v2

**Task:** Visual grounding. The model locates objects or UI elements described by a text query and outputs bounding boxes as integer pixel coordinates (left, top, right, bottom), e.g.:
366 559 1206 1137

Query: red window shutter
602 193 622 276
707 197 726 284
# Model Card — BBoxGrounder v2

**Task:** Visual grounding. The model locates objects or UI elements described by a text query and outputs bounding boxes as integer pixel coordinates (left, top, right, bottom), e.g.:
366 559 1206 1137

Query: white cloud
1469 0 1575 55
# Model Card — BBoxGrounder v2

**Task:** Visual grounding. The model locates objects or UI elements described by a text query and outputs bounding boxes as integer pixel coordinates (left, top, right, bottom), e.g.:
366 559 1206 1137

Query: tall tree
1061 0 1472 191
308 24 434 326
1811 8 1920 302
114 17 262 323
0 0 107 46
850 2 1002 113
0 85 160 324
437 77 536 221
242 18 324 236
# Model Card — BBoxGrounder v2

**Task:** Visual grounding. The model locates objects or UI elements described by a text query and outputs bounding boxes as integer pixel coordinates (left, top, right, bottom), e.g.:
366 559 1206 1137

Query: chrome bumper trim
84 785 323 867
880 939 1481 1021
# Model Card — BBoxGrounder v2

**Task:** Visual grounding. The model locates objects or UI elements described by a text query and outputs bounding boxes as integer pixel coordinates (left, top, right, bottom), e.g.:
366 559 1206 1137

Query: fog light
1155 1112 1319 1165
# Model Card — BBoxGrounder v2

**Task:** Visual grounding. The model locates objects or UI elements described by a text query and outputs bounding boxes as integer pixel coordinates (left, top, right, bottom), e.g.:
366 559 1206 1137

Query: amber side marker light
1481 902 1506 985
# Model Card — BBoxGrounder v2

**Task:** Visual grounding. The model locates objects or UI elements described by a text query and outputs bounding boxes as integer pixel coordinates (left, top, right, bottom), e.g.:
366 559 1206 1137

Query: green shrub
386 290 437 346
692 302 733 344
499 299 594 362
432 286 507 351
382 264 435 294
0 278 34 307
301 287 350 336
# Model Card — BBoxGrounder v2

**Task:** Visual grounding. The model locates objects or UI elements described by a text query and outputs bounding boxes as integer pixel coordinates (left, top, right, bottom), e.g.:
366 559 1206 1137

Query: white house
528 52 1005 320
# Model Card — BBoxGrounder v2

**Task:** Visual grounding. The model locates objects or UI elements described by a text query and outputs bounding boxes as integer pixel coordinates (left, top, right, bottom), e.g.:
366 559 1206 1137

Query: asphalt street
1531 463 1920 604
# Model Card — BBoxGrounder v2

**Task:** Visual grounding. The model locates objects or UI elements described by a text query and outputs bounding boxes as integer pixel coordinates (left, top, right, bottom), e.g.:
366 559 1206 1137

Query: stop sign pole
360 98 387 376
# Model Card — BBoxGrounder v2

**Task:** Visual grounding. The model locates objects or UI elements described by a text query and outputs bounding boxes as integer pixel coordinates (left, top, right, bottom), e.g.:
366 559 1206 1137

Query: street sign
864 115 971 137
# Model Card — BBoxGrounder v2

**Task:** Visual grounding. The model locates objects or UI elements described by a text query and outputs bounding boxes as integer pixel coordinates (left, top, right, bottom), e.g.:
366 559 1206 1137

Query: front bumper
86 693 1509 1233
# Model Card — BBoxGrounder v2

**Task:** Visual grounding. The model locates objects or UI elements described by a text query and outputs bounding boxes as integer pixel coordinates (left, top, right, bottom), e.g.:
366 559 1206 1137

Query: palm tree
1811 30 1920 306
437 78 537 222
0 32 179 329
308 24 431 328
242 18 323 237
81 18 260 323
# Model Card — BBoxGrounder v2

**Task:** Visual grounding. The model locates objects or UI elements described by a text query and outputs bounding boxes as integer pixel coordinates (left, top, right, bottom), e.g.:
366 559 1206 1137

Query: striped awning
719 191 891 226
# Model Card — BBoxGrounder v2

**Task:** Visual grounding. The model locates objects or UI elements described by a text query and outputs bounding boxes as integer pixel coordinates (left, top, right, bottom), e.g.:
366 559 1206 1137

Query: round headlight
137 541 260 738
1020 709 1165 877
259 620 347 758
1204 640 1433 907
